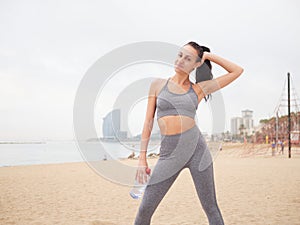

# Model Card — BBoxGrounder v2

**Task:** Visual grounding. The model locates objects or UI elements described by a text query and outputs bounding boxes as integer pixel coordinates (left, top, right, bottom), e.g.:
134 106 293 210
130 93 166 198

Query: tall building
102 109 129 140
231 109 254 136
242 109 254 134
231 117 244 135
102 109 121 139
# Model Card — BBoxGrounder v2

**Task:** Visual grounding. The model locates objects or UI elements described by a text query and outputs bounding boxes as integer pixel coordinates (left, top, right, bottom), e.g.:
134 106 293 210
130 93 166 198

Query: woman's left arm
196 52 244 96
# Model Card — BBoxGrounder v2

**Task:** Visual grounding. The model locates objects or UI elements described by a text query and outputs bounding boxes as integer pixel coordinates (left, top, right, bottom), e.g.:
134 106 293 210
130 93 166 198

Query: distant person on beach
279 140 284 154
277 139 281 151
128 151 135 159
133 41 243 225
271 139 276 156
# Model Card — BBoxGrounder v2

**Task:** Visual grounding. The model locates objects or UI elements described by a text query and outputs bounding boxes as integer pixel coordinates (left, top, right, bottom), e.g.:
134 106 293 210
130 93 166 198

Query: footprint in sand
90 221 117 225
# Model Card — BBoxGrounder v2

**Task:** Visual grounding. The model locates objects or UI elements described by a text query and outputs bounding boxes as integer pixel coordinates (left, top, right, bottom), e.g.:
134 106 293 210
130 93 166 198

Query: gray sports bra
156 78 198 119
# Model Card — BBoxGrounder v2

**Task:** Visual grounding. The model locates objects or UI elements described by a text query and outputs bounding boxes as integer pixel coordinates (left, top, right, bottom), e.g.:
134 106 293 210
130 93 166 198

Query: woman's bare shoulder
151 78 168 85
150 78 169 95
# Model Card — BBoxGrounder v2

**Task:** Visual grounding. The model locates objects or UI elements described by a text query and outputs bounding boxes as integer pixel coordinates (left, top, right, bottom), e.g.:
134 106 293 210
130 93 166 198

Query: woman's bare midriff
157 115 196 135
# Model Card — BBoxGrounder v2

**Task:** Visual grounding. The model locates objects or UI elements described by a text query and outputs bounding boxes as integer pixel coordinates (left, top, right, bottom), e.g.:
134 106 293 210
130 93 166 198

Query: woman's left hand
200 52 210 65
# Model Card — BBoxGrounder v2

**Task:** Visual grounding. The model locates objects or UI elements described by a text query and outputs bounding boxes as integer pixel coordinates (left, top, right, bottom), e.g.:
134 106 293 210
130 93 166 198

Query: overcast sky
0 0 299 141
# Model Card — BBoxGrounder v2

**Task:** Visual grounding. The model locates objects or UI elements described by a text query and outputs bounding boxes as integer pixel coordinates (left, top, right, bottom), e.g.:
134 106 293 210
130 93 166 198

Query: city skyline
231 109 254 138
101 107 258 139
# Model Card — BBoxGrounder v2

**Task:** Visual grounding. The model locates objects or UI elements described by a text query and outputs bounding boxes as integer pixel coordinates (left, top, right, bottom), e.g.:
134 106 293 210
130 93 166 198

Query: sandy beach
1 143 300 225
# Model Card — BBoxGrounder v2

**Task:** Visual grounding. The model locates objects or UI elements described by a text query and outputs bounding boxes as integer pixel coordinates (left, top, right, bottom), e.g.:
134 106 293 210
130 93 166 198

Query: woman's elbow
237 66 244 76
232 66 243 78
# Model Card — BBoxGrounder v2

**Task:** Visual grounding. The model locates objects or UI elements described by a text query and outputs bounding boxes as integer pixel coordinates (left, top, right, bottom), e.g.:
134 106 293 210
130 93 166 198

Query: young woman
134 41 243 225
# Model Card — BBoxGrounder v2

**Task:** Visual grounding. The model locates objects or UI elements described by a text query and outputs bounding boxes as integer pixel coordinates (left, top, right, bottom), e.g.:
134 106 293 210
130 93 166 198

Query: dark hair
185 41 213 101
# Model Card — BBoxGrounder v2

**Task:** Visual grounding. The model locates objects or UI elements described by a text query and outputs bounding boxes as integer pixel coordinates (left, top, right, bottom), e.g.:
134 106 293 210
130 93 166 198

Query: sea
0 141 161 167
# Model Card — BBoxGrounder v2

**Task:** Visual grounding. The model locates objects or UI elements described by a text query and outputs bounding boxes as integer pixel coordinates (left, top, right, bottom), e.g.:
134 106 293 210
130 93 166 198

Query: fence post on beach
287 72 292 158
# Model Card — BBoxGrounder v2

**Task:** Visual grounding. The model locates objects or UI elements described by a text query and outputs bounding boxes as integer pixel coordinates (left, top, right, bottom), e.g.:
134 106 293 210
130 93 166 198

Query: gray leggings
134 125 224 225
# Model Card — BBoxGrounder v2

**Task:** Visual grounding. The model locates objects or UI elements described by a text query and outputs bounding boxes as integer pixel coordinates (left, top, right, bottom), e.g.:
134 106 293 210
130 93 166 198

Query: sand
1 143 300 225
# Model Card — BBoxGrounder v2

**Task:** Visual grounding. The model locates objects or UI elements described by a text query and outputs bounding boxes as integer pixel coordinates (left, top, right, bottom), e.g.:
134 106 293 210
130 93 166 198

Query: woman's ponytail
196 45 213 85
185 41 213 101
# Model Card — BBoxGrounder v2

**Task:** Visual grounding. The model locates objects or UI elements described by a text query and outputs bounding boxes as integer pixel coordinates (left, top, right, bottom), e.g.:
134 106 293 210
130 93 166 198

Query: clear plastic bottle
130 168 151 199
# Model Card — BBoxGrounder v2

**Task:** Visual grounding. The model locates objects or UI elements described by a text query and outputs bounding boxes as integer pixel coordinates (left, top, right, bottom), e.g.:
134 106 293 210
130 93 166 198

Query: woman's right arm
195 52 244 97
136 80 158 183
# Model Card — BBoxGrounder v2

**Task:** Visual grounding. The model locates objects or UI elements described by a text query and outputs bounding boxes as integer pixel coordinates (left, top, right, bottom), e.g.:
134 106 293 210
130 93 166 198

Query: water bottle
130 168 151 199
